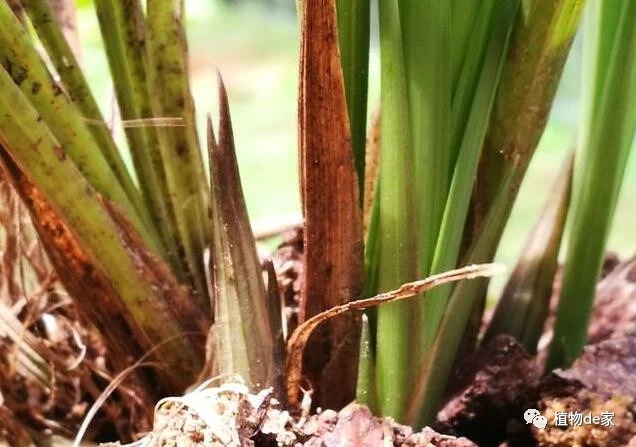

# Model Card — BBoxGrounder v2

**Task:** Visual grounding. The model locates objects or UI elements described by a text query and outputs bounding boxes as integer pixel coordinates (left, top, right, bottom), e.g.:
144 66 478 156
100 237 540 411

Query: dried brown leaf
298 0 363 410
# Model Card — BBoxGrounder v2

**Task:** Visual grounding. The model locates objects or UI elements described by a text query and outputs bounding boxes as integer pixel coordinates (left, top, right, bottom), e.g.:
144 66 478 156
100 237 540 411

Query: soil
103 381 476 447
436 255 636 447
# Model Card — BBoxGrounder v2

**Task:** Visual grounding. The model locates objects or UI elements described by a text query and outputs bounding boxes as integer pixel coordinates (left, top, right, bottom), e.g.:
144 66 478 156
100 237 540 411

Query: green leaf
547 0 636 370
400 0 450 281
93 0 184 279
0 1 162 255
419 0 519 362
336 0 370 196
374 0 417 420
451 0 481 95
146 0 210 306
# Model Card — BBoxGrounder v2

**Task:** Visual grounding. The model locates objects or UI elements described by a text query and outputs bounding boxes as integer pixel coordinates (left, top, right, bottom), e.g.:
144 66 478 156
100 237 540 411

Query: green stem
0 66 205 390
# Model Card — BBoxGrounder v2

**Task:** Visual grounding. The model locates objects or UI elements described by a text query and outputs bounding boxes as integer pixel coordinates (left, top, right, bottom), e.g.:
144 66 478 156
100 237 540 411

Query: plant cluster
0 0 634 442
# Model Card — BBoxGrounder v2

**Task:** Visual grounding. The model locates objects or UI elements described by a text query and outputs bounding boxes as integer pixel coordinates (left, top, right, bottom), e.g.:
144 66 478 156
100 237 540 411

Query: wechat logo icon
524 409 547 429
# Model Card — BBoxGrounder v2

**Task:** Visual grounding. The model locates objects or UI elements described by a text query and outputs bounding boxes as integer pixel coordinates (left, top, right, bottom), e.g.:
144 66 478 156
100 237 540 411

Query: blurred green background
74 0 635 294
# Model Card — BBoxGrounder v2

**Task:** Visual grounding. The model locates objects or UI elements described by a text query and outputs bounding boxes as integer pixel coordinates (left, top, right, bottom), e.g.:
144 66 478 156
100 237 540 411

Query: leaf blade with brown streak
299 0 363 410
0 67 208 393
205 79 281 393
0 2 162 255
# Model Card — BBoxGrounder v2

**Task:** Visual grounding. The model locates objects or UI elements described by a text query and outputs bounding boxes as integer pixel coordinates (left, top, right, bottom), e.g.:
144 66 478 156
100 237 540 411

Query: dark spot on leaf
12 66 28 86
52 83 63 96
31 82 42 95
53 146 66 161
176 143 188 157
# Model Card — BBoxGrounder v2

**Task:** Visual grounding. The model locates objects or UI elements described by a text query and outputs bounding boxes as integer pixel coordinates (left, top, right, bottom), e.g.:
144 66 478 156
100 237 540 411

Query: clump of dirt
435 336 636 447
533 336 636 447
587 256 636 344
435 335 542 446
105 379 476 447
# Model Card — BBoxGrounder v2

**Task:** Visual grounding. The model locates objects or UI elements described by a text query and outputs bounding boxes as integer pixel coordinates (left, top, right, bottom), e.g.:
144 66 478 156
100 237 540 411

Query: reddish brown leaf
298 0 364 410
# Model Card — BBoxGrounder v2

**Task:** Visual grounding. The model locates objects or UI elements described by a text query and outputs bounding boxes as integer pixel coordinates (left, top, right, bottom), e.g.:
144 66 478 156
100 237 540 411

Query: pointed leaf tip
216 73 235 155
206 113 217 150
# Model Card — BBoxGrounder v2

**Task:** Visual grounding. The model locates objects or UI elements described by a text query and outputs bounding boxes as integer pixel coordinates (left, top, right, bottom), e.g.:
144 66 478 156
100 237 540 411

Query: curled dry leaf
286 263 505 407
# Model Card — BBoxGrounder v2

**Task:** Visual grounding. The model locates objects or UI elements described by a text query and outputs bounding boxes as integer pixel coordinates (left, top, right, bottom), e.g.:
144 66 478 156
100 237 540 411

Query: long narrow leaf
419 0 520 359
451 0 481 94
145 0 210 306
374 0 417 419
400 0 450 280
336 0 370 195
93 0 185 279
547 0 636 370
298 0 363 409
